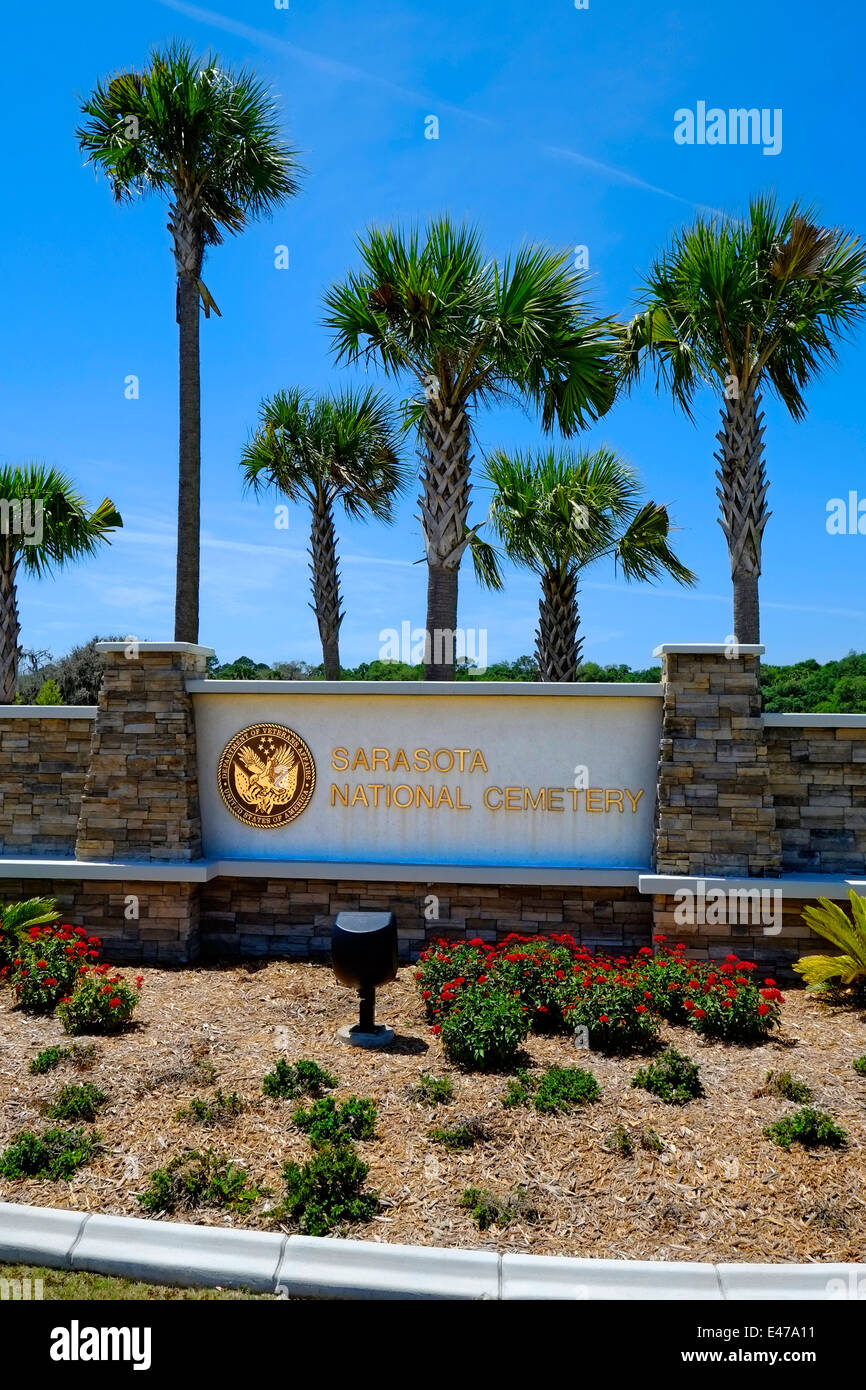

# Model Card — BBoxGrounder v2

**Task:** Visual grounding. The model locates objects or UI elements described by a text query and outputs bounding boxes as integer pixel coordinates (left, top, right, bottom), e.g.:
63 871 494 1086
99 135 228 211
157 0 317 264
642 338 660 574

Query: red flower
599 1014 610 1024
109 997 121 1008
635 1004 647 1014
430 1024 441 1035
757 1003 770 1016
693 1008 706 1019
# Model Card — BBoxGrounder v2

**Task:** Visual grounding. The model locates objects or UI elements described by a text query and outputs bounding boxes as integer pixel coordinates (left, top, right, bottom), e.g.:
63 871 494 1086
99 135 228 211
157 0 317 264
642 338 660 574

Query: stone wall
0 877 199 963
0 714 94 856
766 723 866 873
651 891 820 977
655 646 781 876
199 877 652 960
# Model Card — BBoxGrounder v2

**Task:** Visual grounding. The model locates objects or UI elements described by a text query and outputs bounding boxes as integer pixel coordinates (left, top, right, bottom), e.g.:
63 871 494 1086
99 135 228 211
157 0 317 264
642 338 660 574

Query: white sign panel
191 687 662 870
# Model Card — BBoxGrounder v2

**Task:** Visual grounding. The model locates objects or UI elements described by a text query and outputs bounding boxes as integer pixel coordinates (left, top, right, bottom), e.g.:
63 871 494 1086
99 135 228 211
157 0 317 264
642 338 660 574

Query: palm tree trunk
0 548 20 704
309 491 344 681
418 399 472 680
715 388 770 645
536 565 582 682
170 190 205 645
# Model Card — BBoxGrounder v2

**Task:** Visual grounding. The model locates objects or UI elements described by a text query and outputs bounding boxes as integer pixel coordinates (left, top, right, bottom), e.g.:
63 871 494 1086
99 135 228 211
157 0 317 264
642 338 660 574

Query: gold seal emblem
217 723 316 828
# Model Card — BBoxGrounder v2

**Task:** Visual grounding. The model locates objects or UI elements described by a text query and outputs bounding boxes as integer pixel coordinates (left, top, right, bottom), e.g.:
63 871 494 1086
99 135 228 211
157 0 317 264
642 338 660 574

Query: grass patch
763 1070 813 1103
29 1044 96 1076
459 1185 538 1231
632 1048 704 1105
764 1107 848 1151
603 1124 634 1157
413 1073 453 1106
853 1056 866 1078
0 1128 99 1180
176 1089 245 1126
0 1263 275 1301
42 1083 107 1123
263 1058 337 1100
137 1149 264 1214
426 1117 487 1149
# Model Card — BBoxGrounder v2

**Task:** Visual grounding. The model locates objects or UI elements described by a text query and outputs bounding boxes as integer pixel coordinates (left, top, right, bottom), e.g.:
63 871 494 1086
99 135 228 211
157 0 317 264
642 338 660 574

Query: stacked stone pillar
74 641 213 961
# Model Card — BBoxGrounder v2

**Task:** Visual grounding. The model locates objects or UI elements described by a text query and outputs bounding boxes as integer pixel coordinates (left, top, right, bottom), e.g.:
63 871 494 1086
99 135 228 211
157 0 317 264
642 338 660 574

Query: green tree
34 678 63 706
0 467 122 703
624 195 866 643
241 388 406 679
77 43 301 643
482 447 695 682
325 216 619 679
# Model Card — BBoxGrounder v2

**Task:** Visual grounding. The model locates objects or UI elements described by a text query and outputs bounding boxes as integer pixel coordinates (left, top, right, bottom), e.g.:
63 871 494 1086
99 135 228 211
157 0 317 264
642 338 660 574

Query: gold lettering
504 787 522 812
417 785 434 809
484 786 503 809
605 789 624 813
331 748 349 771
393 748 410 772
370 748 389 770
435 786 455 809
369 783 383 806
547 788 564 812
414 748 431 772
569 787 580 811
331 783 349 806
350 785 369 807
585 788 604 813
454 748 470 771
469 750 488 773
352 749 370 772
524 787 546 811
433 748 454 773
455 788 471 811
625 788 644 813
393 784 414 808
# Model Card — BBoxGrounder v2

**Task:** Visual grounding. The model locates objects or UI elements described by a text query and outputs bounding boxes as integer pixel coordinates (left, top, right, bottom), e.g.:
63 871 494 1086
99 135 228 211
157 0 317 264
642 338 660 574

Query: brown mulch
1 961 865 1263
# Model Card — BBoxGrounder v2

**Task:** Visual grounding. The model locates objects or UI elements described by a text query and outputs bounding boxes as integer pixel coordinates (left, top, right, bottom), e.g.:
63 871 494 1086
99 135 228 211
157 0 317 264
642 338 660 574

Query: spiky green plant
0 897 60 969
78 43 301 643
325 216 620 677
241 388 406 678
0 468 120 703
795 891 866 994
624 195 866 642
482 447 694 680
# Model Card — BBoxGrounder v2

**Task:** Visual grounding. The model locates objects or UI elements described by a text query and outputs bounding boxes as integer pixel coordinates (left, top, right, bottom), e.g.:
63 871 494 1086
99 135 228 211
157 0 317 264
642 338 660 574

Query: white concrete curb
1 1202 864 1299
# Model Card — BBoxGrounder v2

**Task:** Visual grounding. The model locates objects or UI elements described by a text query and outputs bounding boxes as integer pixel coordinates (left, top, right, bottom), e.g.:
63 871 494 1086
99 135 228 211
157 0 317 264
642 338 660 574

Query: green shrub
414 940 490 1021
853 1056 866 1077
632 1047 704 1105
459 1185 536 1231
426 1117 486 1149
764 1108 848 1150
640 1127 664 1153
492 937 581 1032
568 977 659 1055
640 943 784 1042
35 678 63 705
764 1070 812 1103
138 1150 262 1214
262 1058 337 1100
413 1073 453 1105
292 1096 376 1146
176 1089 244 1126
0 1128 98 1180
501 1065 600 1113
795 891 866 995
8 924 94 1014
56 968 141 1035
439 983 530 1071
29 1046 73 1075
278 1144 378 1236
603 1124 634 1157
43 1083 106 1122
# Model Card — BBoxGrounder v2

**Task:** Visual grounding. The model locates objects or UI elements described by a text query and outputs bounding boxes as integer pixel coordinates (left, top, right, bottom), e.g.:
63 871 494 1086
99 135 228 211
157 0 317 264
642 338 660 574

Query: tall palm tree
77 43 301 644
482 448 695 682
324 217 620 679
240 388 406 679
623 195 866 644
0 466 122 703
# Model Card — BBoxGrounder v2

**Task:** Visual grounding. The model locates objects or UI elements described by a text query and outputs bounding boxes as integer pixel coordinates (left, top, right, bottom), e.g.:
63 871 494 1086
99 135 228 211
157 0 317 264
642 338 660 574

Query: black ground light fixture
332 911 398 1048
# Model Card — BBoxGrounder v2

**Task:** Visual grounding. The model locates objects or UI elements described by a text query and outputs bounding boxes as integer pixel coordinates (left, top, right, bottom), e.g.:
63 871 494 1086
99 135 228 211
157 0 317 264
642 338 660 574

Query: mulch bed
1 960 865 1263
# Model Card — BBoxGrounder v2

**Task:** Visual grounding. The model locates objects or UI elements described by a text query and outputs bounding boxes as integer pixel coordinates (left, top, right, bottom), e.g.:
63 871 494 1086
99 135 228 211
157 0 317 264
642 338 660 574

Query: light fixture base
337 1023 394 1049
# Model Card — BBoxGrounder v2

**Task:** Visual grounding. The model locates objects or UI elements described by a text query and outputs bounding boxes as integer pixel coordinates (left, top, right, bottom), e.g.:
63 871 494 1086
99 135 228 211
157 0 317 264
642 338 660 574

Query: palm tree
324 217 620 679
77 43 301 644
623 195 866 644
0 466 122 703
482 448 695 682
240 388 406 679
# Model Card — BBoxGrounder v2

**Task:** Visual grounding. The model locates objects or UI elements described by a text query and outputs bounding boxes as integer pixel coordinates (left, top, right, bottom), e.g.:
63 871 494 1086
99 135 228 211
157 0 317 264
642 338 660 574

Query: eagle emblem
217 723 315 828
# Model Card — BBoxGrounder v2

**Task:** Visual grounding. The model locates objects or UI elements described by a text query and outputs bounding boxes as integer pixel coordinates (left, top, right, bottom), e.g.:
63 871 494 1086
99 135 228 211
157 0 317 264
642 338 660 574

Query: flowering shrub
439 983 531 1070
0 897 61 973
7 924 98 1014
55 964 142 1035
414 933 784 1055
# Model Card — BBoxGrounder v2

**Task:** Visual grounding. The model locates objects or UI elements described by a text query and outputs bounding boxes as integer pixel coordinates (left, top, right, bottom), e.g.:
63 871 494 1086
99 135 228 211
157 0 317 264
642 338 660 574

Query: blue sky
2 0 864 670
